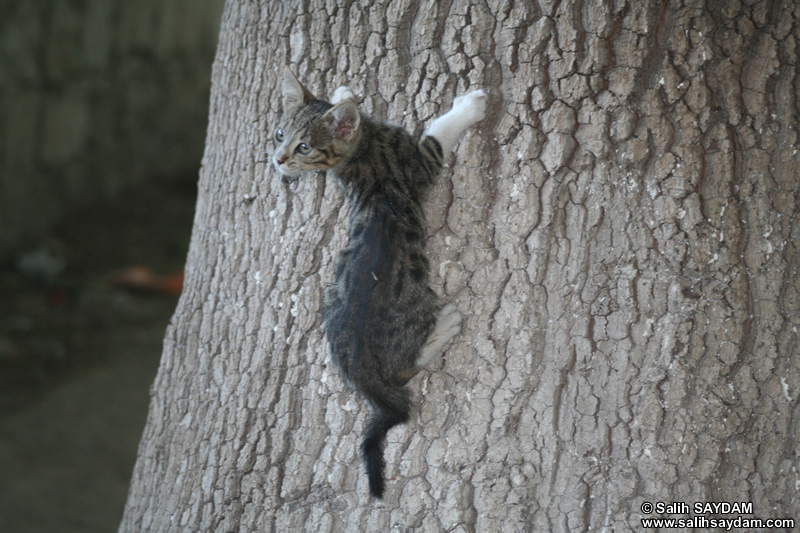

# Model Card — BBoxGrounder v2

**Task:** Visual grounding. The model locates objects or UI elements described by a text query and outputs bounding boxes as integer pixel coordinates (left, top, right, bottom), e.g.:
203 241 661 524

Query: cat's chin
273 162 297 178
273 165 299 184
280 173 300 185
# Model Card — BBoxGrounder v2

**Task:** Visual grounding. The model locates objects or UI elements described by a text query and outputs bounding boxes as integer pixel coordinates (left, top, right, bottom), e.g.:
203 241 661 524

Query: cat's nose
274 154 287 166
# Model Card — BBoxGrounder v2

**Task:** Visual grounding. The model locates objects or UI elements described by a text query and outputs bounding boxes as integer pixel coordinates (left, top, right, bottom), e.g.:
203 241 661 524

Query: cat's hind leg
424 90 487 155
332 86 356 104
415 304 462 369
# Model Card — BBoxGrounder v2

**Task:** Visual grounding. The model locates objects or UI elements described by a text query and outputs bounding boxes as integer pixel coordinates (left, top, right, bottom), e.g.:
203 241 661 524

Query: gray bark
121 1 800 531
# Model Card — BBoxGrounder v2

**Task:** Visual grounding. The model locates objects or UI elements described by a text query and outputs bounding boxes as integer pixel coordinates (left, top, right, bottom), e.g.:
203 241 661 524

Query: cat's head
272 68 360 180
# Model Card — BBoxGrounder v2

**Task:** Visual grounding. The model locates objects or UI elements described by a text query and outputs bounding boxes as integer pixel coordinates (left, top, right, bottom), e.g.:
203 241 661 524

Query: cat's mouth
272 157 296 177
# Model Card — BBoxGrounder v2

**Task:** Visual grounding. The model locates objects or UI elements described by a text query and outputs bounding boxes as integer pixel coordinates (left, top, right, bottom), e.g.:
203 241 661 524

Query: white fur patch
332 86 356 104
424 89 488 155
416 304 462 368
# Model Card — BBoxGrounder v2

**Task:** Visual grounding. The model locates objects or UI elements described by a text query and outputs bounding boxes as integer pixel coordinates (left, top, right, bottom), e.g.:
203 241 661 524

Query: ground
0 178 196 532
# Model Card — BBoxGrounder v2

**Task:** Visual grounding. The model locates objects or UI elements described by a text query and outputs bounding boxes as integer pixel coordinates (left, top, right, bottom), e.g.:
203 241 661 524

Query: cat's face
273 68 360 179
272 102 338 178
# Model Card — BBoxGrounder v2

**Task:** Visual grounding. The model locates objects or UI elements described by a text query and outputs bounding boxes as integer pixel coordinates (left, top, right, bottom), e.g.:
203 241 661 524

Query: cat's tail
360 382 412 499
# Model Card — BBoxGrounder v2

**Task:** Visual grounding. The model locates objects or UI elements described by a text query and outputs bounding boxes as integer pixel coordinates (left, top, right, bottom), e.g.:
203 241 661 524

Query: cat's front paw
332 86 355 104
452 89 487 126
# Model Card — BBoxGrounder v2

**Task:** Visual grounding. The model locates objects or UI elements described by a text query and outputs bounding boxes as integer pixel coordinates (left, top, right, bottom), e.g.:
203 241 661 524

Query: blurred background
0 1 226 531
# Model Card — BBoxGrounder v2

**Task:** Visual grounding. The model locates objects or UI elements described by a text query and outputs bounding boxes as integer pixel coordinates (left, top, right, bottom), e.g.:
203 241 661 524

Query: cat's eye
275 129 284 142
296 143 312 155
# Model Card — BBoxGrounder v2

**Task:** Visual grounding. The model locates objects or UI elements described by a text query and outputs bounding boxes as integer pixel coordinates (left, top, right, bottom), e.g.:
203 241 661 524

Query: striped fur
273 67 485 499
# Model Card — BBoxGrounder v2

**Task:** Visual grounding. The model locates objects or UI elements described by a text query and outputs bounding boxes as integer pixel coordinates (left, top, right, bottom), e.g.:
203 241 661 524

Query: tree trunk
121 1 799 531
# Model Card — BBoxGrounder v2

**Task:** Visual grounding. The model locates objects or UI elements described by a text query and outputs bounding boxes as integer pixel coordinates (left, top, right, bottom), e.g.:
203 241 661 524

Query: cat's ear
281 67 316 112
327 101 361 143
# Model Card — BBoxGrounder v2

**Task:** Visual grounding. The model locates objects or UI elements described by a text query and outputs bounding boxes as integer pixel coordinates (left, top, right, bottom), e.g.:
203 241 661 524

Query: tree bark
121 1 800 531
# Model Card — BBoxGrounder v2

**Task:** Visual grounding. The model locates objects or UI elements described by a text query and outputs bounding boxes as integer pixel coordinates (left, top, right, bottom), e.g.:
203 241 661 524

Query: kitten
273 67 487 499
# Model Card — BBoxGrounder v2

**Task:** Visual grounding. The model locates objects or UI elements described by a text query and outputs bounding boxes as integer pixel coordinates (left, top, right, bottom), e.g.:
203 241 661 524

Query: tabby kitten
273 67 487 499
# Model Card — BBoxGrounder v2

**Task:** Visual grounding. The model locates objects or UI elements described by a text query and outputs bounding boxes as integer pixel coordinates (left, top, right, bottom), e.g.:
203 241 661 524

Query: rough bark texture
121 1 799 531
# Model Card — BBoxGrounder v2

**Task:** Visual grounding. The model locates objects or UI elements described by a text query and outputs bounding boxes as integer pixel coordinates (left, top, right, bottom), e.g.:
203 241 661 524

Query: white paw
416 304 462 368
331 86 355 104
435 303 462 338
451 89 487 126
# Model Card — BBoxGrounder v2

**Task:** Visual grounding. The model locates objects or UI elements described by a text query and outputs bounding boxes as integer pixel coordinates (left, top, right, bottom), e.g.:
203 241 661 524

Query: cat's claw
332 86 356 104
451 90 488 126
424 89 488 154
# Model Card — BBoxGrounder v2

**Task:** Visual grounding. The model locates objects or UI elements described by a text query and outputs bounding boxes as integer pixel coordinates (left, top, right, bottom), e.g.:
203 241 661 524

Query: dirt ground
0 178 196 532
